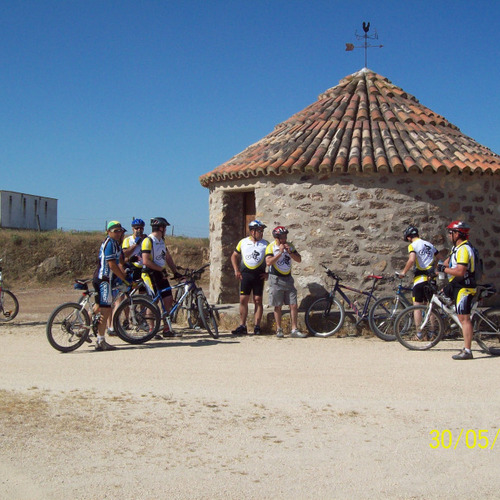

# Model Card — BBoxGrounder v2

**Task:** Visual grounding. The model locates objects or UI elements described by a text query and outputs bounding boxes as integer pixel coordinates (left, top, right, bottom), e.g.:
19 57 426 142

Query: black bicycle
113 264 218 343
305 264 386 337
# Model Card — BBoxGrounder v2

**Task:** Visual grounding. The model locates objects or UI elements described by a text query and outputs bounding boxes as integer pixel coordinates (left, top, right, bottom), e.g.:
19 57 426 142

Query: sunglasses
111 228 124 233
448 230 456 235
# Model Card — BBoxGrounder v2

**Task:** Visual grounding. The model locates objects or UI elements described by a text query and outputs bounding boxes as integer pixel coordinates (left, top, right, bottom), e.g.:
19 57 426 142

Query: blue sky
1 1 499 237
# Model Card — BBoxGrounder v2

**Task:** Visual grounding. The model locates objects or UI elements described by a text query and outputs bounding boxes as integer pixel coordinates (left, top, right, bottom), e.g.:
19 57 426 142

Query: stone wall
208 171 499 305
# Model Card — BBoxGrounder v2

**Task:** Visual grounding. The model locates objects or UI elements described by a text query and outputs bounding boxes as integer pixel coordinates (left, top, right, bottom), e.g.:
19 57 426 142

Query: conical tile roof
200 68 500 187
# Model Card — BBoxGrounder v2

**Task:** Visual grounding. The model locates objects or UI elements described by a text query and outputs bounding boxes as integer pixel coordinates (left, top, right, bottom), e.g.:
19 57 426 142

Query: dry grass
0 229 208 286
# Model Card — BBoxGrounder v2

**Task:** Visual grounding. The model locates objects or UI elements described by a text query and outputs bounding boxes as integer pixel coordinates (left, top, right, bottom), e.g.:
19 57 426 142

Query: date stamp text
430 429 499 449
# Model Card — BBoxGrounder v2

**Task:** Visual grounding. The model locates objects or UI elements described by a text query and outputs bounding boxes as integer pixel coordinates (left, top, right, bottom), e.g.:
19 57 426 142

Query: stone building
200 69 500 305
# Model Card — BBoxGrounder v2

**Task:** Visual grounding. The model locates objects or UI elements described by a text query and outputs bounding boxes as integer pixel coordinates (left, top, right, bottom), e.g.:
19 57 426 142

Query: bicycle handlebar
175 263 210 281
320 263 342 281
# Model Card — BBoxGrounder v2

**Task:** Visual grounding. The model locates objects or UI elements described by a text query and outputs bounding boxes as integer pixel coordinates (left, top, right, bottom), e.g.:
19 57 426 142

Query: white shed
0 190 57 230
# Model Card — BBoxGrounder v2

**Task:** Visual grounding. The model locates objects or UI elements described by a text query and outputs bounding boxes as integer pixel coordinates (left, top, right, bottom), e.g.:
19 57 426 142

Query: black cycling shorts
240 272 265 297
142 270 172 299
412 281 433 303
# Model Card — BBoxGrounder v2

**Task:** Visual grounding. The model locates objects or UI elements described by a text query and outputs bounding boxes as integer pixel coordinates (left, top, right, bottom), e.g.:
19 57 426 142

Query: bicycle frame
139 264 210 329
420 292 497 335
330 276 383 325
393 274 413 306
145 280 195 319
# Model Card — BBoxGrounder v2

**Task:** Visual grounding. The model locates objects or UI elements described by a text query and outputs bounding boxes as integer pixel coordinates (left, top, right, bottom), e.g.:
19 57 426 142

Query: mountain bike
46 279 101 352
46 278 145 352
305 264 386 337
113 264 218 343
170 266 203 328
0 259 19 322
367 272 413 341
394 284 499 353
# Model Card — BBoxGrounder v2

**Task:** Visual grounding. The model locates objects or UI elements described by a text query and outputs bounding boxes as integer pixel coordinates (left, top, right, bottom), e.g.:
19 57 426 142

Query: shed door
243 191 255 237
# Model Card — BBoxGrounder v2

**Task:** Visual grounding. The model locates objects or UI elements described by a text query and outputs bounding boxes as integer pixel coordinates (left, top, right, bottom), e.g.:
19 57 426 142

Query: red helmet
272 226 289 238
447 220 470 237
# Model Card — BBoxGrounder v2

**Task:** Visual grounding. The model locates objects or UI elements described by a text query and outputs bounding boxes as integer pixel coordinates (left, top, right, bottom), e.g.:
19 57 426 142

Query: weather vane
345 22 383 68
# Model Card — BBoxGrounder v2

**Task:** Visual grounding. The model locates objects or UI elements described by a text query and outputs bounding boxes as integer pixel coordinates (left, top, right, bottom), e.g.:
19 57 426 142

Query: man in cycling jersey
438 221 477 360
230 220 268 335
399 225 438 307
94 221 130 351
122 218 146 281
141 217 182 338
265 226 305 338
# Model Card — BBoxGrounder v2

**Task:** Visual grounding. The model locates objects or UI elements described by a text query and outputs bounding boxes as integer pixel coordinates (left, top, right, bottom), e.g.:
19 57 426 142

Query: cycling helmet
403 225 419 240
249 220 267 230
150 217 170 227
131 218 145 227
447 220 470 237
272 226 289 238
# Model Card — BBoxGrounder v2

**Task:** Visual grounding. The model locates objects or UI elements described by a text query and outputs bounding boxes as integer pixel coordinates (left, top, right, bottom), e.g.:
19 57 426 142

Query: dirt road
1 287 499 499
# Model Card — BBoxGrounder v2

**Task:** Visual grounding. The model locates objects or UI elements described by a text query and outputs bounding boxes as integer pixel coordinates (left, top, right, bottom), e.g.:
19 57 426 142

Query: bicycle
305 264 386 337
113 264 218 343
169 266 203 328
394 284 499 354
0 259 19 322
367 272 413 341
46 279 101 352
46 278 145 352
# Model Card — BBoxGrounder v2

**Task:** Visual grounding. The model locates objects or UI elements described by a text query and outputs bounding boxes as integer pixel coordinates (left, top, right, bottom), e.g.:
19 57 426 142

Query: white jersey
141 234 167 269
235 237 268 272
408 238 437 271
407 237 437 285
265 241 298 276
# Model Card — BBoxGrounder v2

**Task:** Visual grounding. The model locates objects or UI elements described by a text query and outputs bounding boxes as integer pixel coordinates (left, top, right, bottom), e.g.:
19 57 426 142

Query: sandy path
0 288 499 499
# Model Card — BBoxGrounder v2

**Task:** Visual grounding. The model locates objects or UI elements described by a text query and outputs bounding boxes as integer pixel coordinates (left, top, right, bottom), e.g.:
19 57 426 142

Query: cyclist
94 221 130 351
141 217 182 338
265 226 305 338
438 221 477 360
399 225 439 340
122 218 146 281
230 220 269 335
400 225 438 304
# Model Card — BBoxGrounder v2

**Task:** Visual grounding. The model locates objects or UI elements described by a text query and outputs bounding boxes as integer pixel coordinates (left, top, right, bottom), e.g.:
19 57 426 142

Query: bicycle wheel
474 308 500 355
186 291 201 329
0 289 19 322
305 296 344 337
113 297 160 344
170 286 184 323
394 305 445 351
368 295 408 341
196 292 219 339
46 302 91 352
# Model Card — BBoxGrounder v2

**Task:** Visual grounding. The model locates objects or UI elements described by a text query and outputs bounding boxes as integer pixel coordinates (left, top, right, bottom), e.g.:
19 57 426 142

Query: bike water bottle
437 260 445 281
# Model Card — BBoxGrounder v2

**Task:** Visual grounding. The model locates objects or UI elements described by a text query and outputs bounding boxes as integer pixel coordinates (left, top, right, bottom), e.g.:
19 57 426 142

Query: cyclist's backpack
460 243 483 287
471 245 484 282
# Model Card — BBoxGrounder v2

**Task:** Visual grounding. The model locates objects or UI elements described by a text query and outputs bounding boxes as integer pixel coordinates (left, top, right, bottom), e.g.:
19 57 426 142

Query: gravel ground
0 287 499 499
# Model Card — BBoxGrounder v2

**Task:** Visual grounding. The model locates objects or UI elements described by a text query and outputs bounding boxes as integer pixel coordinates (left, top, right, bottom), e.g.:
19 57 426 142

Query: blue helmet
131 218 145 227
249 220 267 230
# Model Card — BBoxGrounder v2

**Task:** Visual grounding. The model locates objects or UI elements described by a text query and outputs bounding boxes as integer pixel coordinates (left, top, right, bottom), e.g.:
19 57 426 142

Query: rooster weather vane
345 22 383 68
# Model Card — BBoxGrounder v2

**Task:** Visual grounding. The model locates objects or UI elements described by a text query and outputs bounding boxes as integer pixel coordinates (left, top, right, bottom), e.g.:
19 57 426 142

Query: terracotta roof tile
200 68 500 186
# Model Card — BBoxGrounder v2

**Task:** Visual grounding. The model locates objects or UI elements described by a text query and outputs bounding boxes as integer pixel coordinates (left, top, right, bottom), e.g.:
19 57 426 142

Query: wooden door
243 191 255 237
